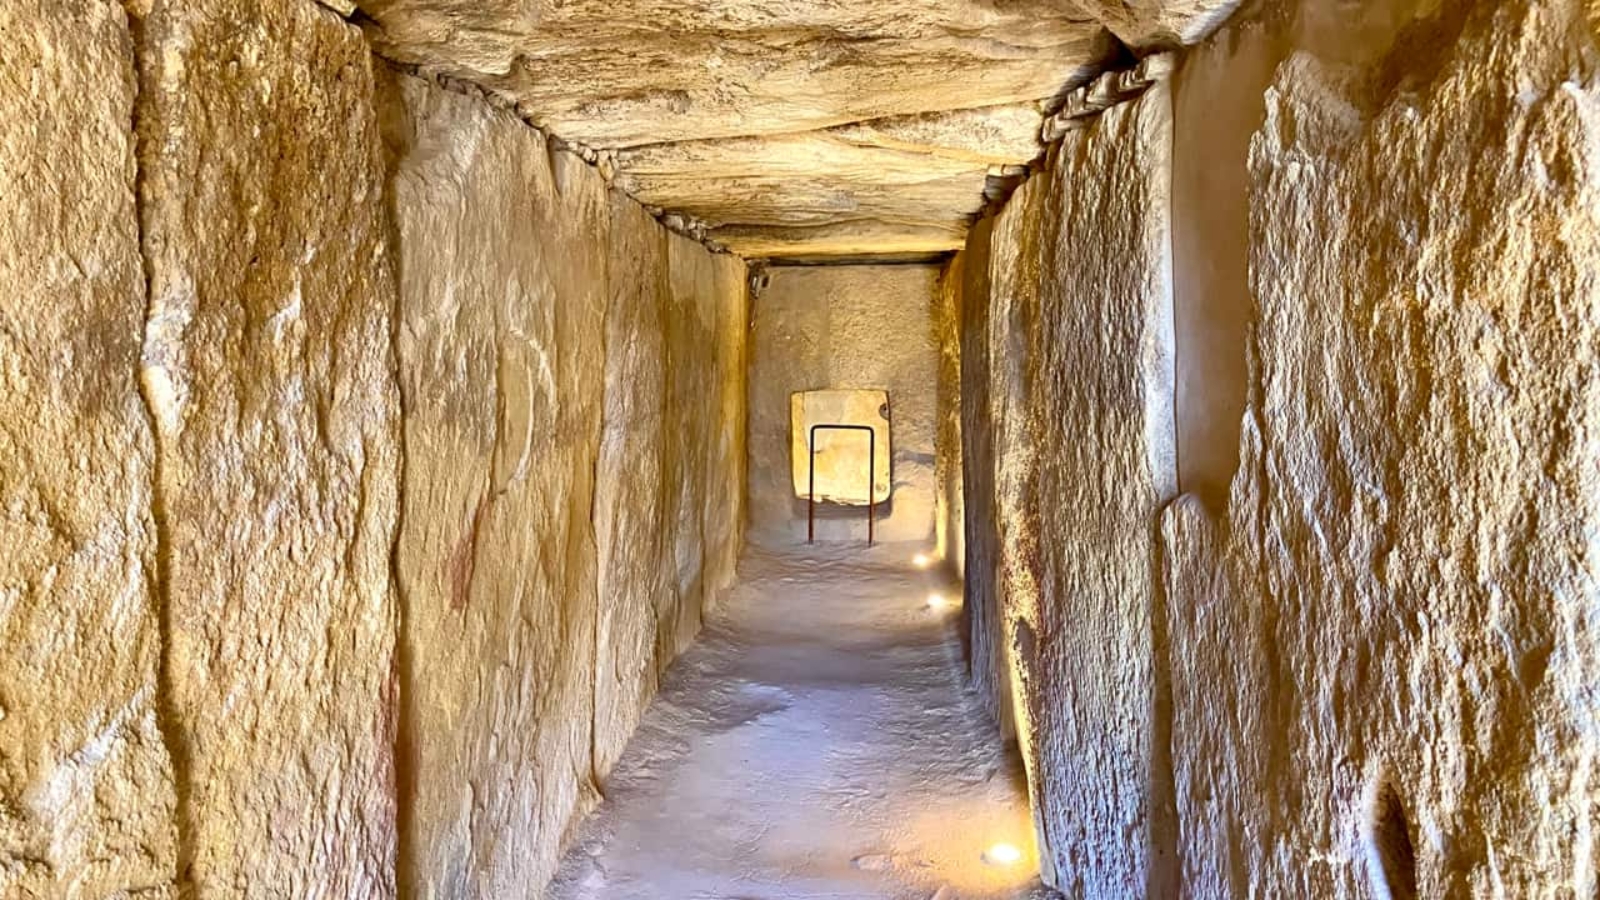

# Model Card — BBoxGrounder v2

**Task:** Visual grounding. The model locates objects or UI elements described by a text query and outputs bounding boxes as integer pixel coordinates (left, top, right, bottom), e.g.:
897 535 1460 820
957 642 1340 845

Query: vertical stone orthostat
133 0 401 892
0 1 178 894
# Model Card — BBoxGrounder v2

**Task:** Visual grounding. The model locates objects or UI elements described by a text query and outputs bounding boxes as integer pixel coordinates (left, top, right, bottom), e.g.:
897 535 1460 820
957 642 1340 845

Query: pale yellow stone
1069 0 1241 49
970 81 1178 894
1165 2 1600 896
133 0 400 893
381 68 747 898
0 1 176 895
789 390 894 506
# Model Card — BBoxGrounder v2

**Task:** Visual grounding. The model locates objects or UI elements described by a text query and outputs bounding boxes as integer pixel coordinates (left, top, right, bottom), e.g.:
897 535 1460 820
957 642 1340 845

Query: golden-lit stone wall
0 4 747 896
383 71 749 897
1167 1 1600 896
935 259 966 574
954 82 1179 895
957 1 1600 897
0 2 176 893
746 265 944 546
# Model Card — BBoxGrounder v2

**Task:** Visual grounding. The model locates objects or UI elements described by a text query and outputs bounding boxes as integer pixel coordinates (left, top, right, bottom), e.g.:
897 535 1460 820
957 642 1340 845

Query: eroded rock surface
383 69 748 898
955 1 1600 898
1167 2 1600 895
134 0 401 892
347 0 1137 258
1070 0 1242 50
0 2 176 894
968 84 1178 894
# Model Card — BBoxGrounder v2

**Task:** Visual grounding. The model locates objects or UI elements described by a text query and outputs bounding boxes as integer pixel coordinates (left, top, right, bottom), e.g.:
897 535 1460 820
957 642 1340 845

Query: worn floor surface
549 543 1052 900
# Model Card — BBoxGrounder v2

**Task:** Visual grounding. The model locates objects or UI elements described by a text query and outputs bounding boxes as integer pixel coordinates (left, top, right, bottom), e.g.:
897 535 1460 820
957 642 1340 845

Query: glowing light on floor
913 553 932 568
926 592 949 610
983 842 1023 866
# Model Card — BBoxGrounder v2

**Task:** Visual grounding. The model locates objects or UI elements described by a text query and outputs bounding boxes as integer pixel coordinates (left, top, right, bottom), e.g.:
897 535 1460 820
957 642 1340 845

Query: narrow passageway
549 545 1048 900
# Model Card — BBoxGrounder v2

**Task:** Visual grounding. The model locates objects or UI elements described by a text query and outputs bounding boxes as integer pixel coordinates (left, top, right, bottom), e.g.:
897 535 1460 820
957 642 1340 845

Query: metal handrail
807 423 876 545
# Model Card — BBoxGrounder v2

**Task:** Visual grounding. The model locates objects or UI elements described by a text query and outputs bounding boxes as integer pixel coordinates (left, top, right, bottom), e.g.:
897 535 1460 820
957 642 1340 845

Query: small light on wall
983 843 1023 866
913 553 932 568
926 592 949 610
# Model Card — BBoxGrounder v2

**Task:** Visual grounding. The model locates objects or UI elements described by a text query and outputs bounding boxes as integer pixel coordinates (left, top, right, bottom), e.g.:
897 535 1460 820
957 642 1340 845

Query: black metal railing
807 423 876 545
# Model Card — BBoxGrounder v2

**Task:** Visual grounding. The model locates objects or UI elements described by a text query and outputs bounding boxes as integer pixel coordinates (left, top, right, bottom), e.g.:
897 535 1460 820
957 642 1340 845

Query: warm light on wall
913 553 932 568
926 592 949 610
983 842 1023 866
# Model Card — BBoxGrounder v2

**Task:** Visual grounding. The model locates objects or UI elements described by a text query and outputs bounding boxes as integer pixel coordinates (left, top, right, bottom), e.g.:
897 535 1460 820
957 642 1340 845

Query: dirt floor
548 542 1053 900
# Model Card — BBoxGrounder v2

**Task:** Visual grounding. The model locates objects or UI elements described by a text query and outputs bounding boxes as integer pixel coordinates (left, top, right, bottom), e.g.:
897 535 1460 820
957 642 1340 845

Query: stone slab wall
0 4 747 897
134 0 403 893
1165 1 1600 896
935 259 965 574
953 218 1015 742
957 1 1600 898
746 265 942 546
955 85 1179 895
0 2 176 894
380 71 749 898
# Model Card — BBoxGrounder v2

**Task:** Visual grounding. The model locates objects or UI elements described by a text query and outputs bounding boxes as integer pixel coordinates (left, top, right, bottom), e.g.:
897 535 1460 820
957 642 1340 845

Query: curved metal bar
807 423 877 546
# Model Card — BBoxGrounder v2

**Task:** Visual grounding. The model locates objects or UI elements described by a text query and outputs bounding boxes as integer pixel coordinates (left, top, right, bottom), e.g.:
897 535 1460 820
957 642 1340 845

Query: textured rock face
344 0 1258 260
134 0 402 893
747 266 942 546
611 109 1045 259
1070 0 1242 50
664 233 750 643
383 72 606 898
0 2 176 894
3 2 751 896
1165 1 1600 896
354 0 1111 146
933 270 964 572
966 85 1178 894
953 219 1013 740
382 70 748 898
955 1 1600 898
348 0 1132 259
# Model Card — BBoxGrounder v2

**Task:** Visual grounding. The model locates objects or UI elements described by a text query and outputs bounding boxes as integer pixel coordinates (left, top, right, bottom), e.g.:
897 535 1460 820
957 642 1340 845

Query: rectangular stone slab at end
790 389 892 504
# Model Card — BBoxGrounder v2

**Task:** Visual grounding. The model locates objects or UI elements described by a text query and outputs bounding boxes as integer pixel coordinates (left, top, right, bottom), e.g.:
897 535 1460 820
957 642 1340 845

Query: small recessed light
926 592 949 610
913 553 932 568
984 842 1023 866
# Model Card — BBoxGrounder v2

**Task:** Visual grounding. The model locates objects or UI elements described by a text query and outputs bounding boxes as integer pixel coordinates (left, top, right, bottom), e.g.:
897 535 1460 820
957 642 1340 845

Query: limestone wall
135 1 404 892
381 70 749 898
935 259 966 574
746 265 942 546
0 1 176 893
1166 1 1600 896
956 84 1179 894
0 4 747 896
957 0 1600 897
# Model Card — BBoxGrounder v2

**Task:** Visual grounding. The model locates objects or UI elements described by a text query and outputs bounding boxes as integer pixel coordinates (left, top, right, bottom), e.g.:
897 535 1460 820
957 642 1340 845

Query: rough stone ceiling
350 0 1240 260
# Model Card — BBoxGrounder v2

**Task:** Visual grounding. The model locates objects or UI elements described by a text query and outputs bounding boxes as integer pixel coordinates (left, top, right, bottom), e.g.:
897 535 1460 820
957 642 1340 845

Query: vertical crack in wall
1145 78 1183 900
123 2 194 891
373 68 418 897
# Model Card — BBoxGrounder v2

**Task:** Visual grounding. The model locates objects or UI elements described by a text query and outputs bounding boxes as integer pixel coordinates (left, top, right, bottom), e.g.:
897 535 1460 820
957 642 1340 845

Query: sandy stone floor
549 543 1052 900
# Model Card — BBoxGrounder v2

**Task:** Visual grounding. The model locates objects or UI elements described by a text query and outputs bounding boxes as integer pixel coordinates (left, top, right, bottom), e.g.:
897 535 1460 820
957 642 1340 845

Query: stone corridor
549 545 1042 900
5 1 1599 898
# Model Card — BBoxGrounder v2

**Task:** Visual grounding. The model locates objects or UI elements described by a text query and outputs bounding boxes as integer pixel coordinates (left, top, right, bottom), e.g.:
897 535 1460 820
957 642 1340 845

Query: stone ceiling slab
614 132 996 229
708 220 967 259
1068 0 1243 49
352 0 1245 258
354 0 1118 146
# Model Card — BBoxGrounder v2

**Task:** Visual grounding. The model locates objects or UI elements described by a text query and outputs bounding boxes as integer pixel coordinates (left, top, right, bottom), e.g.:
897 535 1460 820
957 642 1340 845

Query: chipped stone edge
1040 52 1177 143
312 0 358 17
407 66 734 255
971 52 1177 220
